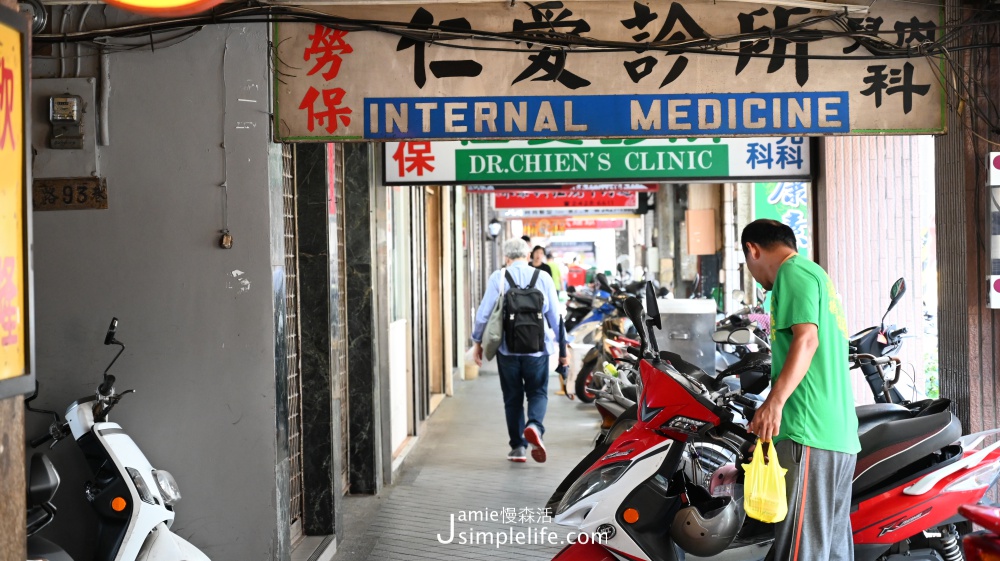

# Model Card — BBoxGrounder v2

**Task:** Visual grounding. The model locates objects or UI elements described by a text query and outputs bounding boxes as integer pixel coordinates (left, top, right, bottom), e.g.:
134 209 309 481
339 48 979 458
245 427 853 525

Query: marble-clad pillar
343 143 381 495
294 143 340 535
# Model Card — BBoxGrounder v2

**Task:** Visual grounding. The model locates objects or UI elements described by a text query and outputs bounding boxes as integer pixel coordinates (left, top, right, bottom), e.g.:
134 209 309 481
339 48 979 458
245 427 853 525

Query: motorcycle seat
853 411 962 495
659 350 723 392
856 403 912 435
570 294 594 305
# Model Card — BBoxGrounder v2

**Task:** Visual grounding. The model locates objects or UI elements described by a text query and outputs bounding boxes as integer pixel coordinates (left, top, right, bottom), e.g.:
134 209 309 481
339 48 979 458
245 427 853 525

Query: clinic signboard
384 137 809 185
274 0 944 142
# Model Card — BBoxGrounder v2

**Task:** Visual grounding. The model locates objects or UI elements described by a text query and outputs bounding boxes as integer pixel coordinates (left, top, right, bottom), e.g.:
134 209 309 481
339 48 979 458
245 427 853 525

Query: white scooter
28 318 211 561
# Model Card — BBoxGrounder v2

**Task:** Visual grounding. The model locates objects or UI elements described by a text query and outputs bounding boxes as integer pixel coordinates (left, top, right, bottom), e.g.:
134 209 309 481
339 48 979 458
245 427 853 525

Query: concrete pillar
1 395 25 561
933 0 1000 446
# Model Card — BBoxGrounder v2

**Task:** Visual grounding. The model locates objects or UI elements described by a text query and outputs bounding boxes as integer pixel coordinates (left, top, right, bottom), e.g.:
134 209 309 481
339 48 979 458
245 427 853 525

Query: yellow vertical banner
0 12 25 382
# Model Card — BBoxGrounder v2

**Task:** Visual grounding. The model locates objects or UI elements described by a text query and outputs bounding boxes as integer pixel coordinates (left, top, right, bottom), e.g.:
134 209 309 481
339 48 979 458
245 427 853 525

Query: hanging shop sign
500 208 635 218
468 183 657 192
754 181 812 259
494 189 638 210
521 217 626 237
385 138 809 185
274 0 943 142
0 6 34 399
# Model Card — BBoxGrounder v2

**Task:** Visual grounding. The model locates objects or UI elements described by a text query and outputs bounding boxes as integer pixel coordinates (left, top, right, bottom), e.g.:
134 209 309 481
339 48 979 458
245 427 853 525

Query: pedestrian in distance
546 252 564 293
741 219 860 561
531 245 554 277
471 238 567 463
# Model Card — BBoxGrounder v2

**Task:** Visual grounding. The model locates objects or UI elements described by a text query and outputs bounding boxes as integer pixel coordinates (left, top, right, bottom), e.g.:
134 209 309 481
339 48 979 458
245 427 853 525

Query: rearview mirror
104 317 119 346
712 330 731 344
623 297 646 348
756 285 766 303
645 282 661 330
596 273 613 293
727 328 754 345
883 278 906 323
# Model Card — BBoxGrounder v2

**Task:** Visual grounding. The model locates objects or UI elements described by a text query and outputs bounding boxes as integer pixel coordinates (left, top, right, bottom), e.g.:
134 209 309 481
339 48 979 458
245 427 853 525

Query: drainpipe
723 183 738 315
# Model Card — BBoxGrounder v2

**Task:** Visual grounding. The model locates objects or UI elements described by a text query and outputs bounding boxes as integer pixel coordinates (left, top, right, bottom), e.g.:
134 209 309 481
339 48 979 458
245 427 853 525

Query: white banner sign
274 0 944 141
384 137 810 184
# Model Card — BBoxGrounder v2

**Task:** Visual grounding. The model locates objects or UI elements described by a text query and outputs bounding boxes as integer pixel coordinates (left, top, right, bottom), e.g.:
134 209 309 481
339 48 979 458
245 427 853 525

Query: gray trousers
763 440 856 561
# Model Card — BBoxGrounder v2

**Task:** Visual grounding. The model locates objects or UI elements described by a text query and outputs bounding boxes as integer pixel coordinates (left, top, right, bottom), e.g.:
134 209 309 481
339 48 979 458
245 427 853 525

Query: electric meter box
651 299 718 376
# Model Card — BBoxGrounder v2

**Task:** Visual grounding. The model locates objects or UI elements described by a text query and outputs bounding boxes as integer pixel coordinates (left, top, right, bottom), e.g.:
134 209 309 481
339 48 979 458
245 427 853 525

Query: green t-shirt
770 255 861 454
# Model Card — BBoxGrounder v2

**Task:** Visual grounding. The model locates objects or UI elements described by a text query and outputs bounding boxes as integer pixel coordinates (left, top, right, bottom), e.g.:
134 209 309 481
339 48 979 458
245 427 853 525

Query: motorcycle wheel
575 360 598 402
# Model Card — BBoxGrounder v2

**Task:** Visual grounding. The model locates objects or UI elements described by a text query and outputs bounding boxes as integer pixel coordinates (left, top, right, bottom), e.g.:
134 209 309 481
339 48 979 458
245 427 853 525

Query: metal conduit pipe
723 183 738 315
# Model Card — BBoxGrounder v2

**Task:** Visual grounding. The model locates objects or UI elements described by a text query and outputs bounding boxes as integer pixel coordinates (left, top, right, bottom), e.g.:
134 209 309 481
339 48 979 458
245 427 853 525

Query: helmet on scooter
670 495 742 557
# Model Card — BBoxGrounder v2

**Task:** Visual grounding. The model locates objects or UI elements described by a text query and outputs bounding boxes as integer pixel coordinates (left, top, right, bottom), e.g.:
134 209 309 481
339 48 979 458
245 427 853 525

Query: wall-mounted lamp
486 218 502 240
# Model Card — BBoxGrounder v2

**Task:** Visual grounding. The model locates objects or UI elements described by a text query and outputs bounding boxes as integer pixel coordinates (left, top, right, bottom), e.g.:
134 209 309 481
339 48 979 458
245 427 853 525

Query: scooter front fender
552 541 628 561
136 523 211 561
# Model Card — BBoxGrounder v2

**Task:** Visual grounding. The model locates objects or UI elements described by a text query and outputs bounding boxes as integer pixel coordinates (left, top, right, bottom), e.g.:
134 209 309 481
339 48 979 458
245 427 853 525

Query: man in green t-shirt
742 219 860 561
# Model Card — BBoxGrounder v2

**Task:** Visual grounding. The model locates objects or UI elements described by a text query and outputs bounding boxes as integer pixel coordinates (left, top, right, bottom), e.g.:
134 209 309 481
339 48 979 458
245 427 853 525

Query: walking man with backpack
472 238 566 463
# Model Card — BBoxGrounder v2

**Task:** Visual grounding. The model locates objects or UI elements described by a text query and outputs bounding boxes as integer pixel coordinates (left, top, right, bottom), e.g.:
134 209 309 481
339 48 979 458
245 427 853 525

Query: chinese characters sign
275 1 943 141
754 182 812 259
384 137 810 185
0 8 28 388
494 188 638 209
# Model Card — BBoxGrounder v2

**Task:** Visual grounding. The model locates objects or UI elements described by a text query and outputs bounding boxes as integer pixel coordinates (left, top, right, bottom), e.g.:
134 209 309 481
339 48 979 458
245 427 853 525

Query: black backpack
503 269 546 354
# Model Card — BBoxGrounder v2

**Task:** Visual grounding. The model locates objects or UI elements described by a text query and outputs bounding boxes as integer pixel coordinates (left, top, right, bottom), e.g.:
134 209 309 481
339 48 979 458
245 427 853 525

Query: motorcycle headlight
153 470 182 505
557 462 628 515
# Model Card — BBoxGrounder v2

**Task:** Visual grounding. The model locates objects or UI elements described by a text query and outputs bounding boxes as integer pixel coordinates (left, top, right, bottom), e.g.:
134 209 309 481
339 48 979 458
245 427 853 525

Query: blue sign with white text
365 92 849 140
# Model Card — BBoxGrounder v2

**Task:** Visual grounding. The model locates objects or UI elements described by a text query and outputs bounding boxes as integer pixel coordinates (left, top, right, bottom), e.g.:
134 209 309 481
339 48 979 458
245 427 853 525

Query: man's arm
747 322 819 442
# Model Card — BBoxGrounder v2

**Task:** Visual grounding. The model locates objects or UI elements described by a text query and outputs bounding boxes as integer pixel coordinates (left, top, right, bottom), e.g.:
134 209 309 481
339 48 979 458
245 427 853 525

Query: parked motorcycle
850 277 910 403
549 291 1000 561
573 274 637 402
26 318 211 561
25 452 74 561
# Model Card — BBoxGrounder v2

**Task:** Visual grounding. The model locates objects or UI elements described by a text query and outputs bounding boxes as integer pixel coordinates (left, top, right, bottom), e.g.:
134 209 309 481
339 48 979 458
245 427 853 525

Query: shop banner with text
494 189 638 209
385 138 810 184
0 7 29 394
274 0 943 142
754 182 812 259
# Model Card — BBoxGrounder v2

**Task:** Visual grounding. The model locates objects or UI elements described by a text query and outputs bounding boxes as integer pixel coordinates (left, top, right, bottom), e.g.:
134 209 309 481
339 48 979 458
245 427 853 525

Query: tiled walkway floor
331 361 601 560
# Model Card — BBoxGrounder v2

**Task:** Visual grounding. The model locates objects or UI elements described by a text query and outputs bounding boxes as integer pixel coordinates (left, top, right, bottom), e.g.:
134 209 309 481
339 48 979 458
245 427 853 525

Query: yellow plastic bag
742 441 789 523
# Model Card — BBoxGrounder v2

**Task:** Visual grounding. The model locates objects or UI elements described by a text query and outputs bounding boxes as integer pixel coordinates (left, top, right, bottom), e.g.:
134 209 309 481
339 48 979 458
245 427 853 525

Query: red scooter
549 287 1000 561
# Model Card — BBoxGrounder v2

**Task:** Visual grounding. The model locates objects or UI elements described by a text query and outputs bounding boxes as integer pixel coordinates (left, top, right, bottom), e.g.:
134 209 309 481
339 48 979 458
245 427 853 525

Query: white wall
26 22 283 560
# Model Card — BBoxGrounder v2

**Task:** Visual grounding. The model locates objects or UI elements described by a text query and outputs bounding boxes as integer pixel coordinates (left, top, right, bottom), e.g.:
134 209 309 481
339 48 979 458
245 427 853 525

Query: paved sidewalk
331 360 601 561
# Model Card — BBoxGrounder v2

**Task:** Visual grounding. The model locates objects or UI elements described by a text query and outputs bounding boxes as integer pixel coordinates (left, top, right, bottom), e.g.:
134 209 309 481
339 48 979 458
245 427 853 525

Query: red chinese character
0 257 18 346
392 142 435 177
299 87 351 133
0 57 15 151
303 25 353 81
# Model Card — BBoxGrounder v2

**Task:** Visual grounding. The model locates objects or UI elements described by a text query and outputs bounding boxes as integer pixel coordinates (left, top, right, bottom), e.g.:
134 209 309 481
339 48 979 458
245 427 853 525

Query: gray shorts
764 440 857 561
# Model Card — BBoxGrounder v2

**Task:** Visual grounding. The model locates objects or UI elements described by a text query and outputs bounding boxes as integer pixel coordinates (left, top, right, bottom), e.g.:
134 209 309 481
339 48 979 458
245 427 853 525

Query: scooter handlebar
30 433 54 448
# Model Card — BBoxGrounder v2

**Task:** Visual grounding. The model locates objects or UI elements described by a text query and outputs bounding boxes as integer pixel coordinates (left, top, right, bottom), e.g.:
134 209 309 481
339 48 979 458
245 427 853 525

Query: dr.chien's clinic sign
274 0 944 141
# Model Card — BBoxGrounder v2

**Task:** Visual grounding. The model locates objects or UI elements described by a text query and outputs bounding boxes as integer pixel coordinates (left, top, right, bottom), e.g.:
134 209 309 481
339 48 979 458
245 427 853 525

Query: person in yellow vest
546 252 563 294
